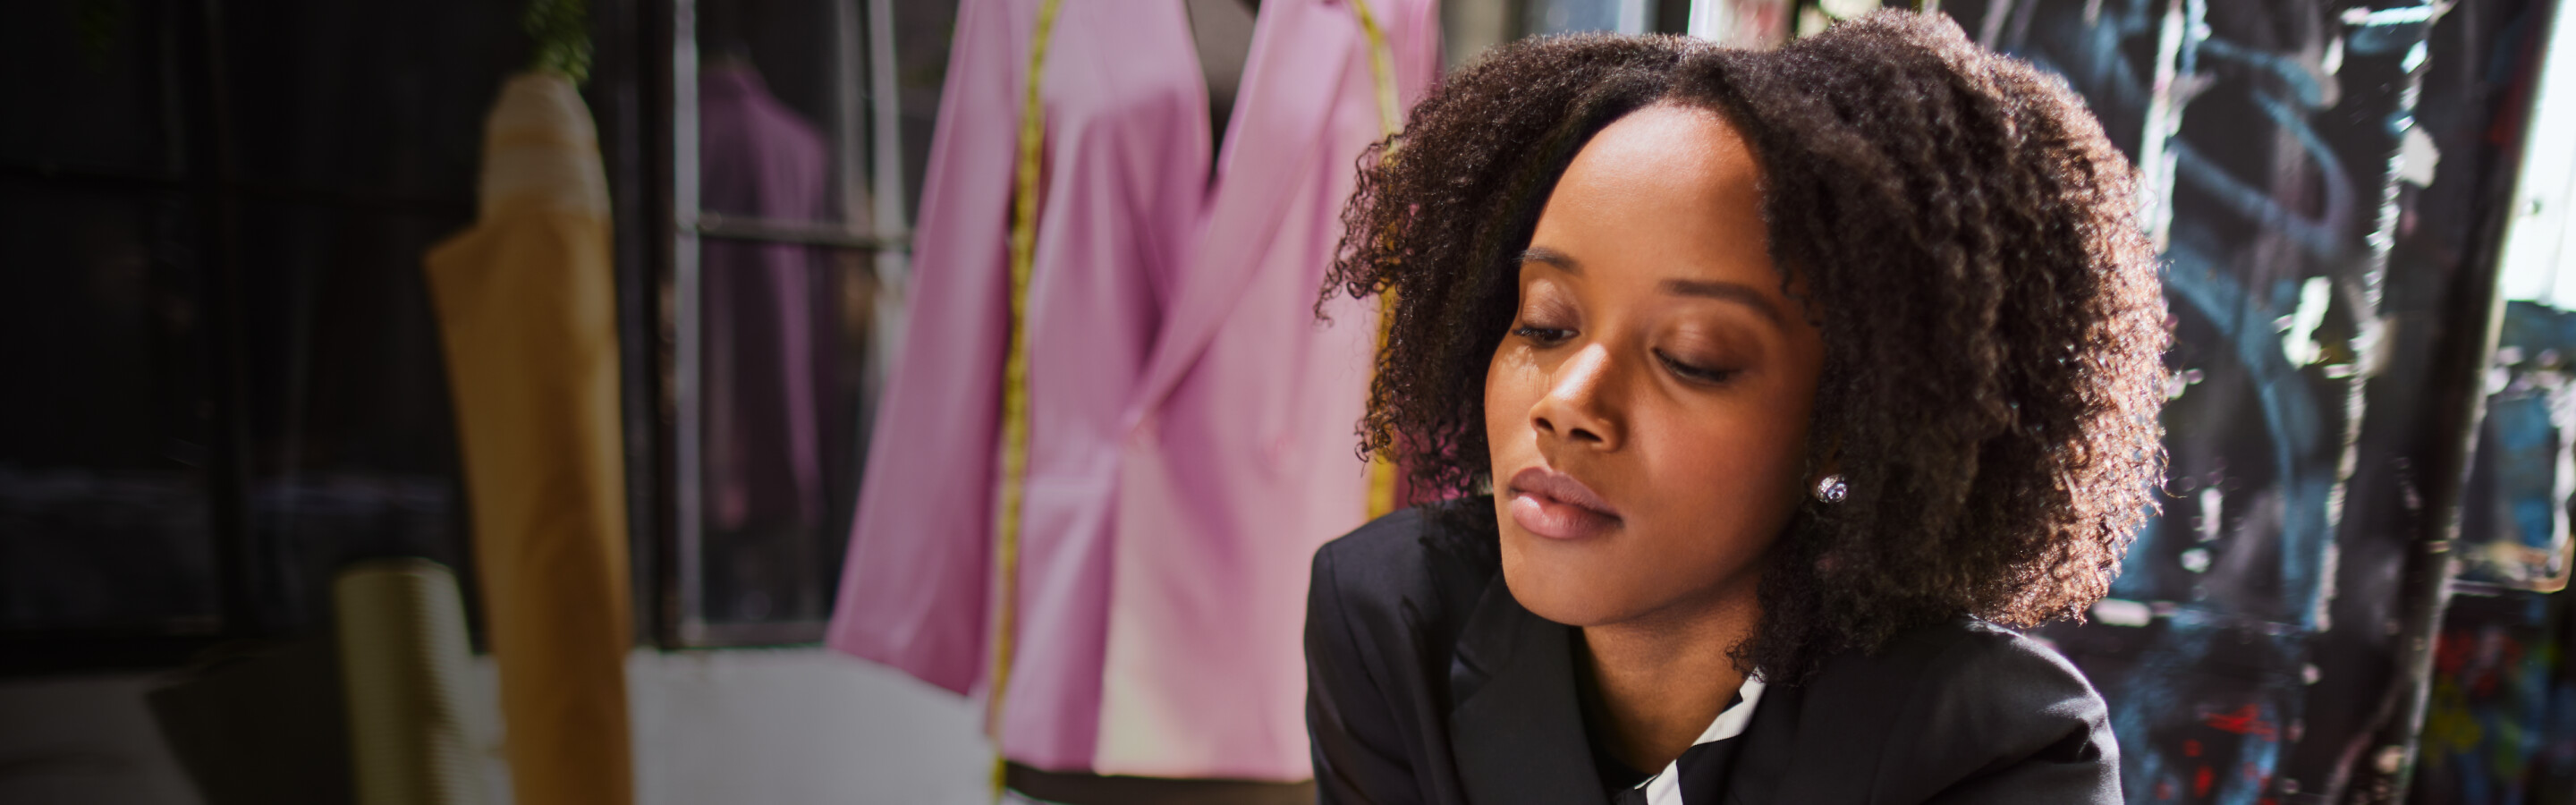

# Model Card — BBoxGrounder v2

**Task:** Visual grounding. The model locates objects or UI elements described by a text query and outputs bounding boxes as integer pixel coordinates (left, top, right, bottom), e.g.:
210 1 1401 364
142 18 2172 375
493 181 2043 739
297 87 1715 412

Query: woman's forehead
1531 104 1775 292
1572 103 1752 177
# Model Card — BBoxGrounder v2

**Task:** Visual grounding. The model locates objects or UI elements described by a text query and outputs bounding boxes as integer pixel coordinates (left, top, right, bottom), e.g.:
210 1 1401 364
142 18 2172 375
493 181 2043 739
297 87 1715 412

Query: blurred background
4 0 2576 803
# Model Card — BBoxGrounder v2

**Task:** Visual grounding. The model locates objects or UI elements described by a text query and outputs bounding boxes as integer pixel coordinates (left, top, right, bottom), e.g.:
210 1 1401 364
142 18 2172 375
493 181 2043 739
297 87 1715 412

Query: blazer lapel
1446 579 1612 805
1119 0 1352 428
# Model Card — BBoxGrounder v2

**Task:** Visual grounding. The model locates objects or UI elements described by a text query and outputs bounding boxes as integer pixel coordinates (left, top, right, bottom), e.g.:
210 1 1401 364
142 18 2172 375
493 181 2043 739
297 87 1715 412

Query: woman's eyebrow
1521 246 1781 323
1517 247 1580 274
1660 278 1782 324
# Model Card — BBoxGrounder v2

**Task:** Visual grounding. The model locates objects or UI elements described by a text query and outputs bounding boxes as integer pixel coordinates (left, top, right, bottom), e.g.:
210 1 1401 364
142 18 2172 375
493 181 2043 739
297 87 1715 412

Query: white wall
628 648 992 805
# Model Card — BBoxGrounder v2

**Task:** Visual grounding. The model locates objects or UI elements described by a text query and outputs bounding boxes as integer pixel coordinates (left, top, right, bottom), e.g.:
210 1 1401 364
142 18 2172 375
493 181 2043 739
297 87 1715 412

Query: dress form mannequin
1184 0 1258 168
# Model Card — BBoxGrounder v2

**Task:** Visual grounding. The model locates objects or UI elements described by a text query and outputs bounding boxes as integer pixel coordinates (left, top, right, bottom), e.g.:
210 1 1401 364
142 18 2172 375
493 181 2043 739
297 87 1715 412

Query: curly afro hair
1322 11 2168 682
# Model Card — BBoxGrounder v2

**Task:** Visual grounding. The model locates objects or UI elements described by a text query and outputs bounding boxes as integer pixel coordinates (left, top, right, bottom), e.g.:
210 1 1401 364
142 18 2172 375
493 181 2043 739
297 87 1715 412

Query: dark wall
0 0 534 663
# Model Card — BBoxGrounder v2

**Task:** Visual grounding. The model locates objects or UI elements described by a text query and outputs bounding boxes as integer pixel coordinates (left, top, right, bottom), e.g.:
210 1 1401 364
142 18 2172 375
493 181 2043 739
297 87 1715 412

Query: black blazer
1305 507 2121 805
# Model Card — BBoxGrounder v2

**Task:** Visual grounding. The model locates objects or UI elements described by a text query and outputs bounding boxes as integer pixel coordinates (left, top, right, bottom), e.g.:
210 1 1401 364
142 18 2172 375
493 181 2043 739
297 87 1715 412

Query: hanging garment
825 0 1437 781
828 0 1206 776
1096 0 1438 778
423 72 634 805
698 64 829 536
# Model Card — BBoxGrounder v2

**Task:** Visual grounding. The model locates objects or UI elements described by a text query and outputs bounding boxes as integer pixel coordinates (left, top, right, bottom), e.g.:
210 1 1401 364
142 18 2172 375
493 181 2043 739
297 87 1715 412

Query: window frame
657 0 913 648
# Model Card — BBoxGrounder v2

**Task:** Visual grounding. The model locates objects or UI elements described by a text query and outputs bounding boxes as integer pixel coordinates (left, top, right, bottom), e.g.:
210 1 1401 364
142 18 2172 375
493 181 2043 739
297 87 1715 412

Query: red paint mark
2183 739 2201 757
2205 704 2278 740
2435 631 2472 674
2471 635 2524 698
2194 766 2214 797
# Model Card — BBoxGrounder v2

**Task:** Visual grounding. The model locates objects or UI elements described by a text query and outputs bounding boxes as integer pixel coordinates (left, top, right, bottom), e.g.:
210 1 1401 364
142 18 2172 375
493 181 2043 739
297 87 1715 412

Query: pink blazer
825 0 1437 781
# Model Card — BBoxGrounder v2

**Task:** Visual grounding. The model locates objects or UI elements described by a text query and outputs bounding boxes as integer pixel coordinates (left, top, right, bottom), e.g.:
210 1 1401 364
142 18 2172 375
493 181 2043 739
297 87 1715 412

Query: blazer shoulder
1899 618 2105 716
1316 506 1433 581
1311 505 1496 648
1870 618 2120 803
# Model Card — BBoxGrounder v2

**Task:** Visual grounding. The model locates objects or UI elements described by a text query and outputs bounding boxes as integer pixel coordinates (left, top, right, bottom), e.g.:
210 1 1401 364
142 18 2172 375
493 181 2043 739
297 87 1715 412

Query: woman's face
1486 103 1826 628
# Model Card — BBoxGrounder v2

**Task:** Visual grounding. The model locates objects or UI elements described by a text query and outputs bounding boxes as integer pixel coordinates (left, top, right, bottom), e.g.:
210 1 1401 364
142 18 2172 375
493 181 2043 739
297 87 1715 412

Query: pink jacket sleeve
822 0 1028 694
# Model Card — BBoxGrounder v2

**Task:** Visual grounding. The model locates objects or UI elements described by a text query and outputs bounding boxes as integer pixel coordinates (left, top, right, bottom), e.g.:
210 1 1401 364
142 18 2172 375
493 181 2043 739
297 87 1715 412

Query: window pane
682 0 894 642
699 0 866 228
695 243 878 631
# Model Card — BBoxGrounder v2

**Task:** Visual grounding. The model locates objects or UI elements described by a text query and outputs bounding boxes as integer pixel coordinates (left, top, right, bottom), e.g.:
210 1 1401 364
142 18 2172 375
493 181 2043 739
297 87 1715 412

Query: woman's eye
1657 350 1738 384
1512 325 1573 345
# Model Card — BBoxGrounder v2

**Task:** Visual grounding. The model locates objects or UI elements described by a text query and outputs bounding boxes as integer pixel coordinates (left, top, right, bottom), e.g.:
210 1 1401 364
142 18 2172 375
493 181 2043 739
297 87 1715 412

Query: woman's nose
1530 343 1623 451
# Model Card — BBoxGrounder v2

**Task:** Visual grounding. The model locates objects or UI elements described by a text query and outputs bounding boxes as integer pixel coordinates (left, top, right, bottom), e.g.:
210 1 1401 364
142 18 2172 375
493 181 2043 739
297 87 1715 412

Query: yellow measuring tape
1351 0 1402 520
1350 0 1401 137
988 0 1061 792
987 0 1401 794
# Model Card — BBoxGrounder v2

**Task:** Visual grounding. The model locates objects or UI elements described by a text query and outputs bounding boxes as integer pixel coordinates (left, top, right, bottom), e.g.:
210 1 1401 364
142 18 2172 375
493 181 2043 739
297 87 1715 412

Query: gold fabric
423 72 634 805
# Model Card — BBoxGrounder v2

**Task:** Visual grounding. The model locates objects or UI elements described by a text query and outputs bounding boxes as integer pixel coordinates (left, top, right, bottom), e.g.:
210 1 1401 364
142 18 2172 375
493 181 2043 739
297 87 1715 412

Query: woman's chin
1498 551 1639 628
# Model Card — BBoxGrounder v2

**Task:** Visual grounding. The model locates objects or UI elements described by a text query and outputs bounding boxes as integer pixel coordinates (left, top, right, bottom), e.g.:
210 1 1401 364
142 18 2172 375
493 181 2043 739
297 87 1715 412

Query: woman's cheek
1640 412 1767 526
1485 351 1539 446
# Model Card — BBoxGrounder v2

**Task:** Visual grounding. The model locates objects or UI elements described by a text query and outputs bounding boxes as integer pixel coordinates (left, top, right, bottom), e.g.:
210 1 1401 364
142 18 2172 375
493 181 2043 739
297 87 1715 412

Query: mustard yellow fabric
423 72 633 805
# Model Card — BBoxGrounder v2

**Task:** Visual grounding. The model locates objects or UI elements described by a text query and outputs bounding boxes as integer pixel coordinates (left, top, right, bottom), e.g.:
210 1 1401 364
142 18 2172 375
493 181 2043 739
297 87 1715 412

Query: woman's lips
1505 466 1621 540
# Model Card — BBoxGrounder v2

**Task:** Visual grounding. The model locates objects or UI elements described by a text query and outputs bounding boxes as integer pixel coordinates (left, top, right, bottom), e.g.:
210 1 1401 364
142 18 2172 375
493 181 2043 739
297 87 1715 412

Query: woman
1305 11 2166 805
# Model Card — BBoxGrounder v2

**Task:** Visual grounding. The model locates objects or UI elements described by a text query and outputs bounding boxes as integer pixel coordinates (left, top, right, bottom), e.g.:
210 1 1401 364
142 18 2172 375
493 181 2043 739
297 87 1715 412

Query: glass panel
694 244 878 631
891 0 958 221
698 0 867 229
681 0 902 643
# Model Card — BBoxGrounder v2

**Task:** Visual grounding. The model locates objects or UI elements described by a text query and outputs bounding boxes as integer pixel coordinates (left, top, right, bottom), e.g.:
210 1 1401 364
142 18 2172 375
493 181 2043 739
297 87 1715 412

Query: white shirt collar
1635 673 1767 803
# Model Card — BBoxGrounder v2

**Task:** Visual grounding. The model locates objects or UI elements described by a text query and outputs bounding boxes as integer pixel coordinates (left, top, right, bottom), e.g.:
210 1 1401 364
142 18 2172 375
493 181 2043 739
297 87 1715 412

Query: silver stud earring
1812 474 1848 504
